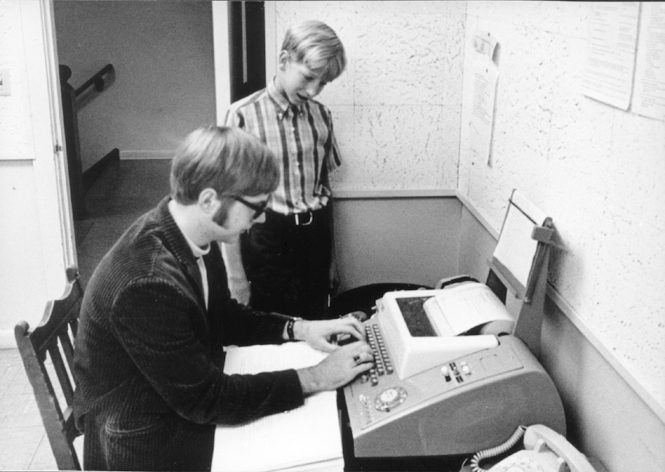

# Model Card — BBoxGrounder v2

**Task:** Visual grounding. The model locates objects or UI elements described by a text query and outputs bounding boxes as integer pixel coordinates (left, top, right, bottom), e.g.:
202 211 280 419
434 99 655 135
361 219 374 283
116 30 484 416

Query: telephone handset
471 424 597 472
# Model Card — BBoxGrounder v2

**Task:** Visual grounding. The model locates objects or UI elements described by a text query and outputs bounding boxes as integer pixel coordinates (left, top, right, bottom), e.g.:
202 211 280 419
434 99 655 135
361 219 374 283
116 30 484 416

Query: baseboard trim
455 191 500 239
334 188 457 200
119 150 173 160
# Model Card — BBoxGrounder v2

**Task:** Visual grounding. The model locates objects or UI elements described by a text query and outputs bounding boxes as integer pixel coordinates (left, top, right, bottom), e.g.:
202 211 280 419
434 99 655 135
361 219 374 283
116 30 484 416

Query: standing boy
223 20 346 320
73 126 372 471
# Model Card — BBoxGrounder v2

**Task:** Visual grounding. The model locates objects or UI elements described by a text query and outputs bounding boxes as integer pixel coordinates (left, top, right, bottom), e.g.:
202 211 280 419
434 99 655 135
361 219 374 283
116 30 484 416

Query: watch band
286 317 302 341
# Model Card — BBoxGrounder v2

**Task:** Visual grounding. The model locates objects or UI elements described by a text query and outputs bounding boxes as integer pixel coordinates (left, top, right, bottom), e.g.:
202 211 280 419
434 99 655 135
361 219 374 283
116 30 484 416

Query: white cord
469 425 527 472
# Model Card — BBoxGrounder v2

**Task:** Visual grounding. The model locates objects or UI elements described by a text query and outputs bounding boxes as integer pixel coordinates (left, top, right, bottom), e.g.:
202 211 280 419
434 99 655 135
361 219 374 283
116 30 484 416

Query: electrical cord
469 425 527 472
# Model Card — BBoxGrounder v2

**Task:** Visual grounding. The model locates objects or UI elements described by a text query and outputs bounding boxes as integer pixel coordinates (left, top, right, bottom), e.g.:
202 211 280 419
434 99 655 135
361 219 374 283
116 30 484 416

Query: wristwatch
286 317 303 341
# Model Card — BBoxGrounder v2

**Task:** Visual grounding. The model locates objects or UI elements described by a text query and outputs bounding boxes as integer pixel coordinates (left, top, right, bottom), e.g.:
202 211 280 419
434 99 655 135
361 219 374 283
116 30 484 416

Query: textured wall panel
459 2 665 414
271 1 466 192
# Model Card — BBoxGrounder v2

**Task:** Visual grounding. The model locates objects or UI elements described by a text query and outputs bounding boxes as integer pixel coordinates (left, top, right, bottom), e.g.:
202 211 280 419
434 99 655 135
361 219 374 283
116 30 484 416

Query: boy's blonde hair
281 20 346 82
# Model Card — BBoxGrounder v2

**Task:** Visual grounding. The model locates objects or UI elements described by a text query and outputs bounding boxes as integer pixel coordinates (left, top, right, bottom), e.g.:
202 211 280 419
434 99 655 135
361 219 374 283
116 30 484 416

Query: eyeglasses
230 196 270 220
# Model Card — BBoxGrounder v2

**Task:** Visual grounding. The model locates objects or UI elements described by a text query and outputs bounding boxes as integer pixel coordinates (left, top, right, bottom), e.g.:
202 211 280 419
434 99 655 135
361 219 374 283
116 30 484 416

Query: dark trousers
241 206 332 319
83 409 215 471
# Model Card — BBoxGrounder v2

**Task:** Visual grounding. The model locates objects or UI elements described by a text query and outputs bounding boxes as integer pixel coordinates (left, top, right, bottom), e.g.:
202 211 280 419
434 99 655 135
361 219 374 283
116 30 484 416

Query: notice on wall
632 3 665 121
582 2 639 110
468 31 499 167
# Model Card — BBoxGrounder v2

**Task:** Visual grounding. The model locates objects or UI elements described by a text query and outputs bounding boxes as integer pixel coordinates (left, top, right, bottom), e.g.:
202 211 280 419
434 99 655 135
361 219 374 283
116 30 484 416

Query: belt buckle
294 211 313 226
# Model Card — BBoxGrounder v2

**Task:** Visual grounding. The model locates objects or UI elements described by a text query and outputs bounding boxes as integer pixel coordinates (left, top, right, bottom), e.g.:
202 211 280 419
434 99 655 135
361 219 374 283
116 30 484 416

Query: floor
0 348 57 470
75 159 172 287
0 159 171 470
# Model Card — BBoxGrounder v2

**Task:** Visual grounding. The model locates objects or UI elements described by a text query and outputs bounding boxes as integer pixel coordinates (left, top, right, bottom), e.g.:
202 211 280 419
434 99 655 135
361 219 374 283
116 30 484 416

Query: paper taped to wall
469 30 499 167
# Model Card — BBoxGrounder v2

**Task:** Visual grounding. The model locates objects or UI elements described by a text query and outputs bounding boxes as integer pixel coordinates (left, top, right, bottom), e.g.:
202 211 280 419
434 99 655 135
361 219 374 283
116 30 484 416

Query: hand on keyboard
335 311 369 345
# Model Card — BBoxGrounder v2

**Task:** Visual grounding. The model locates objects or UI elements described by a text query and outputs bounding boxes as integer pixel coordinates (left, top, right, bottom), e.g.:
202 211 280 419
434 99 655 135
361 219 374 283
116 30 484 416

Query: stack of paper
212 342 344 472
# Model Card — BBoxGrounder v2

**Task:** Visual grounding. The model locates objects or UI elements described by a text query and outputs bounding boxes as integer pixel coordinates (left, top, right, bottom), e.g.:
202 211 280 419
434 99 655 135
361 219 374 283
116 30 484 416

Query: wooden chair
14 267 83 470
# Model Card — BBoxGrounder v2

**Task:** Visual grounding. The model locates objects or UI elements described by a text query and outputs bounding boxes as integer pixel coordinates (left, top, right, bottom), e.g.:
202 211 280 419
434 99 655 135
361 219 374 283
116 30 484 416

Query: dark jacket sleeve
110 277 304 426
204 242 290 348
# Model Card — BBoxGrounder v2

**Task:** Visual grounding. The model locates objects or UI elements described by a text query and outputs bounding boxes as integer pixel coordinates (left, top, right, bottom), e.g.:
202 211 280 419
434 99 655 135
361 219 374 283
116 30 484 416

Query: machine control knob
375 386 407 412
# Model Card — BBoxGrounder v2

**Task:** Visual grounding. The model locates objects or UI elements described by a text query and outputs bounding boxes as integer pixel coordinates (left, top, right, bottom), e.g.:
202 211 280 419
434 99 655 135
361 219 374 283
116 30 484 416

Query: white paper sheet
582 3 639 110
492 203 539 289
632 3 665 121
424 283 514 336
468 30 499 167
221 342 328 374
212 342 343 472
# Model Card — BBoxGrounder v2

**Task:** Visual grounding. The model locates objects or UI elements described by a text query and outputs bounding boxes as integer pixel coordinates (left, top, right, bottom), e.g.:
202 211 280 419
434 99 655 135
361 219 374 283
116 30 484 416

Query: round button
380 389 398 403
375 386 407 412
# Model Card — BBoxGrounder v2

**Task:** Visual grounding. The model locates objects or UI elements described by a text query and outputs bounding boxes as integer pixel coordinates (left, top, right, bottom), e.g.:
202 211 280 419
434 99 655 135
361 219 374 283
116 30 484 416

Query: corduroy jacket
73 197 304 470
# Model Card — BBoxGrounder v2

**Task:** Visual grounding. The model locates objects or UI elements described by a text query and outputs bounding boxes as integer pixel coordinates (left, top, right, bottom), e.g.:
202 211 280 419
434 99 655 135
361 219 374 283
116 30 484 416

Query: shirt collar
267 77 304 120
167 199 210 259
184 234 210 259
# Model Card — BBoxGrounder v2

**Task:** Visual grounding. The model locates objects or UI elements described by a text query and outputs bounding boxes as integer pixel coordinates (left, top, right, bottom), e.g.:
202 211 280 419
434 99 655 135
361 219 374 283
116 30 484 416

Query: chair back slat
15 267 83 470
47 342 75 405
69 317 79 342
58 329 76 375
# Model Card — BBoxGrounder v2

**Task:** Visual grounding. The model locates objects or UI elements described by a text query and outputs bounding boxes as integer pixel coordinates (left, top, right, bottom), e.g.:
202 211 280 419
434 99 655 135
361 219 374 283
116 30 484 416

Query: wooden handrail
74 64 114 97
58 63 115 220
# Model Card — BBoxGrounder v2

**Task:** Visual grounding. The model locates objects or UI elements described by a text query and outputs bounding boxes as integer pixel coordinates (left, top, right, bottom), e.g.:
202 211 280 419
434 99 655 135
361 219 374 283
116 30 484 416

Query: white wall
459 0 665 428
266 1 466 194
53 0 215 170
0 0 70 347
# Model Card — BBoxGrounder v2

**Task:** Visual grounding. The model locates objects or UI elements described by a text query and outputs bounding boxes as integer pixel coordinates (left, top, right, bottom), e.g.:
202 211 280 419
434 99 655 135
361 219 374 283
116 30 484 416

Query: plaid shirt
223 79 342 215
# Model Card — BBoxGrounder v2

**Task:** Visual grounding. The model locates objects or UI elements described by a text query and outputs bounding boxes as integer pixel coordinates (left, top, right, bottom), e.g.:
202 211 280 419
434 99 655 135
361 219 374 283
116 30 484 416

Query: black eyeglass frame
227 195 270 220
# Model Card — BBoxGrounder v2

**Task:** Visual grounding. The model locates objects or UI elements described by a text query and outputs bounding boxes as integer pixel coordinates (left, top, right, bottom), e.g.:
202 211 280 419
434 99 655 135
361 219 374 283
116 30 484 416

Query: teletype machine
338 190 566 471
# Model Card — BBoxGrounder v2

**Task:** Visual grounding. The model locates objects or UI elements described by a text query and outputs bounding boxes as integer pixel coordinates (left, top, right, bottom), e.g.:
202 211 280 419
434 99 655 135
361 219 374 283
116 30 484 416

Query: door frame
37 0 77 282
36 0 78 284
213 1 231 122
213 1 275 123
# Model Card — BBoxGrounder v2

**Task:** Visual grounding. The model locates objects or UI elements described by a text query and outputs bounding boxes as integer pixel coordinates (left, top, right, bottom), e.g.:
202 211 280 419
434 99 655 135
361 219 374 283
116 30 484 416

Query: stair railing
59 64 115 221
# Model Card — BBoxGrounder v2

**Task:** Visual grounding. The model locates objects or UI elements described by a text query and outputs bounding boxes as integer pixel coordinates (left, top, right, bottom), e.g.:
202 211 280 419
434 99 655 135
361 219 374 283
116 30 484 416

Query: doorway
52 1 218 283
228 1 266 102
50 1 269 284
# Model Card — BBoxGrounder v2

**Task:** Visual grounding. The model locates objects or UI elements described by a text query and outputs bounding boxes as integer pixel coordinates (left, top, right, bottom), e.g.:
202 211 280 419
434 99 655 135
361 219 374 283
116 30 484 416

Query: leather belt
293 210 313 226
267 209 322 227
